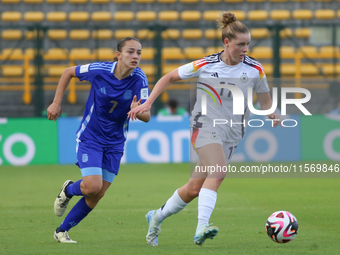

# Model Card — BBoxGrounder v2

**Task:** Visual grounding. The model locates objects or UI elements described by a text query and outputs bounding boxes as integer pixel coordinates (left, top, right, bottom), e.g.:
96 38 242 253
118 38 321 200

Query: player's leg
193 143 227 246
84 169 115 208
54 143 103 217
54 143 107 243
54 171 115 243
58 176 111 232
145 161 207 246
194 141 238 246
146 126 211 246
53 171 103 217
54 173 103 243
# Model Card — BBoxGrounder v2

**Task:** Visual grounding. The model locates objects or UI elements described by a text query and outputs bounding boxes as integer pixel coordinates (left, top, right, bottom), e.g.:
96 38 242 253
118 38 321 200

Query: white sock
197 188 217 226
157 189 188 222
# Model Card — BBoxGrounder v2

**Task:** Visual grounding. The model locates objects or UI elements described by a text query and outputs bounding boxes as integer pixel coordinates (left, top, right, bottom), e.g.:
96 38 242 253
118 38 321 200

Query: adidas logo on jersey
211 72 219 77
99 87 106 94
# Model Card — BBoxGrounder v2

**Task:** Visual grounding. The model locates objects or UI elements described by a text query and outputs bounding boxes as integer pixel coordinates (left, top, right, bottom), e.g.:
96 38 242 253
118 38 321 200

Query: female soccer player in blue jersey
47 37 150 243
128 13 281 247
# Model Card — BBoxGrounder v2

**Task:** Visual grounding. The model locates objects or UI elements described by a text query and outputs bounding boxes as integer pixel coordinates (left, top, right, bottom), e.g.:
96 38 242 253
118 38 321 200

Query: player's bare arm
128 69 182 120
257 92 282 128
47 67 77 122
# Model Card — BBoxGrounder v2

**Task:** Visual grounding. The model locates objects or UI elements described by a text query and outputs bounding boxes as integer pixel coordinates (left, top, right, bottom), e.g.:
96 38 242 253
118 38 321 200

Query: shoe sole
194 227 219 246
54 180 73 217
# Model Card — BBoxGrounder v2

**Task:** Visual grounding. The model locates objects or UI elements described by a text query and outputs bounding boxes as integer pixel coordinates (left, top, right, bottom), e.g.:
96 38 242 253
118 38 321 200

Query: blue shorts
76 141 123 183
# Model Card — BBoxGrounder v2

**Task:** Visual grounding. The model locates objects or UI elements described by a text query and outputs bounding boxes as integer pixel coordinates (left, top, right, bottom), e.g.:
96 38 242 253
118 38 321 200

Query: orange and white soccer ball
265 211 299 243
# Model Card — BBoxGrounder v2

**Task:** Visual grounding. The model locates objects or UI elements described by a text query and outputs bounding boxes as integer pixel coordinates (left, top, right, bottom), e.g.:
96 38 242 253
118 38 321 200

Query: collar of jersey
111 61 136 77
218 50 244 68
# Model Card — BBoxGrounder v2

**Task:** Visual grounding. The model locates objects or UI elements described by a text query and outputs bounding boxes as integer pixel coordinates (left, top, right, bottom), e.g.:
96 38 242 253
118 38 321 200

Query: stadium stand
182 29 203 40
2 0 21 3
24 0 44 3
181 11 202 21
44 48 68 60
250 28 270 39
250 46 273 59
92 30 114 40
159 11 180 21
69 30 91 40
69 48 93 60
137 29 155 40
69 0 88 3
280 28 293 39
203 11 222 21
292 10 313 20
270 10 290 20
136 0 155 3
136 11 157 22
46 12 67 22
115 29 136 39
24 12 45 22
1 12 22 22
280 46 296 59
113 11 134 22
315 10 335 20
69 12 90 22
161 29 181 40
46 0 66 3
248 10 268 21
157 0 177 3
295 28 311 39
225 0 243 2
113 0 132 3
1 0 340 115
183 47 205 59
93 48 114 60
91 12 112 22
202 0 222 2
2 30 23 40
205 29 219 40
228 11 246 21
47 30 68 40
25 30 43 40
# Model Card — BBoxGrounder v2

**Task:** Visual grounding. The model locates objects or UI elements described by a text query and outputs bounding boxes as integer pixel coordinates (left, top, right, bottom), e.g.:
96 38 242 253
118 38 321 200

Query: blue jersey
75 61 149 151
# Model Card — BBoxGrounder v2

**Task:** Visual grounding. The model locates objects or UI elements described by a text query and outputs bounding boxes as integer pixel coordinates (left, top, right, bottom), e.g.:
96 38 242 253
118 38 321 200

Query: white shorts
191 126 239 163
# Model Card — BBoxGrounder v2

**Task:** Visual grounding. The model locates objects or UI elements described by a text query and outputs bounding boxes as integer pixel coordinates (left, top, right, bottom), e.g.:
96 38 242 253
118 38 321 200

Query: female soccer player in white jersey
128 12 281 246
47 37 150 243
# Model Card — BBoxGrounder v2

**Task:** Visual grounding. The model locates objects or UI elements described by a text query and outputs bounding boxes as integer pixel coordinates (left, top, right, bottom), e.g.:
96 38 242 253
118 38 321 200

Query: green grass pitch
1 162 339 255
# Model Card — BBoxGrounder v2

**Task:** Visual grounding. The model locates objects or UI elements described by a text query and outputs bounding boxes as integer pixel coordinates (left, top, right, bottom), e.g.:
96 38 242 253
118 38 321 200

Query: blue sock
66 180 83 197
60 197 92 231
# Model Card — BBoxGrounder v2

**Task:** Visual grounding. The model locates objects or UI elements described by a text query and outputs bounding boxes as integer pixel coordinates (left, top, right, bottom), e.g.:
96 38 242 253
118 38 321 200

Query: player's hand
47 102 61 122
268 113 282 128
128 98 151 121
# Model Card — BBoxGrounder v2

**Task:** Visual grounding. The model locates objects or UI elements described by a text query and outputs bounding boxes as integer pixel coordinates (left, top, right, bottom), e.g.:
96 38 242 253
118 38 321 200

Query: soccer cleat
145 210 162 246
54 180 73 217
54 230 77 243
194 224 219 246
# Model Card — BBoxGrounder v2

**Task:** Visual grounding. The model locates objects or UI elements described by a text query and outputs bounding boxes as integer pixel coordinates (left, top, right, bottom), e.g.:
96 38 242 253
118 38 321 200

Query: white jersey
178 51 270 142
